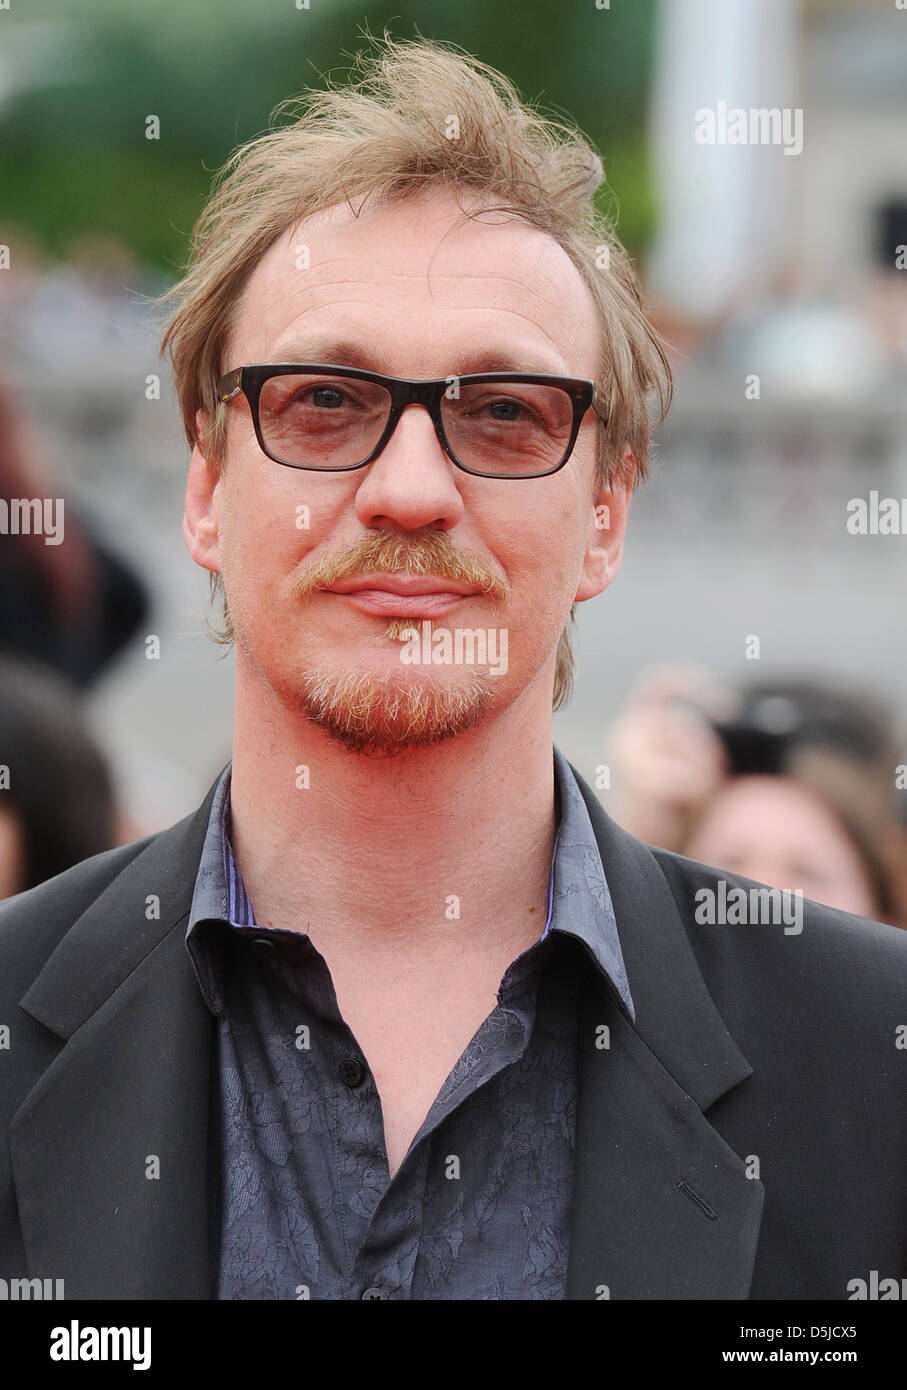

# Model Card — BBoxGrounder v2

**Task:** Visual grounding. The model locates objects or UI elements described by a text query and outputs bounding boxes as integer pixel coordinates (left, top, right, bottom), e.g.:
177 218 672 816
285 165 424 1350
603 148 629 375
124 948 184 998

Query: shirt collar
547 746 634 1017
186 747 633 1021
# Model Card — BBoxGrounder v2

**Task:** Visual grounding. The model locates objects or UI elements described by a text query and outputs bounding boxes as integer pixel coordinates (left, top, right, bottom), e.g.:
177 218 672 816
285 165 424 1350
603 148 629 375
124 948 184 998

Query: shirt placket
345 972 539 1300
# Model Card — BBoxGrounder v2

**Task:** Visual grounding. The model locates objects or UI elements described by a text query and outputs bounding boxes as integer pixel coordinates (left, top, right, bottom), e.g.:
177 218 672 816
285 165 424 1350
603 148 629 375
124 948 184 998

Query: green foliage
0 0 657 270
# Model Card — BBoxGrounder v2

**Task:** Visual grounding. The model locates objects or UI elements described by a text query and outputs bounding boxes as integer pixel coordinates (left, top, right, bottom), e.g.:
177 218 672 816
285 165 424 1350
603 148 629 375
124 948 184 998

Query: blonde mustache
291 531 510 605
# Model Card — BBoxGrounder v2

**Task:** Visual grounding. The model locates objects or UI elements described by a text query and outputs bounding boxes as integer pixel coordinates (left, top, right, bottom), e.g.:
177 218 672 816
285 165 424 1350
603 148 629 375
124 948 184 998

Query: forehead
709 775 844 838
224 188 600 378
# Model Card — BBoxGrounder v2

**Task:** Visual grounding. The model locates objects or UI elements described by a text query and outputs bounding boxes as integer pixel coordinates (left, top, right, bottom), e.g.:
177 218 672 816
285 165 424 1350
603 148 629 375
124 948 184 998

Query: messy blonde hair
157 32 672 710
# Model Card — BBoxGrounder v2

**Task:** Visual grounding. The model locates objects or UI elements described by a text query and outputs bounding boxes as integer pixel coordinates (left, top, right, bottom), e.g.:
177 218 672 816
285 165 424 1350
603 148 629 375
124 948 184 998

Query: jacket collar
11 758 762 1299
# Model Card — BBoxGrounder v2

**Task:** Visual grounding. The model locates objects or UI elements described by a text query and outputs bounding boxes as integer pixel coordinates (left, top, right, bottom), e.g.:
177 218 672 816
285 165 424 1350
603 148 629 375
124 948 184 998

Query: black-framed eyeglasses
216 363 606 479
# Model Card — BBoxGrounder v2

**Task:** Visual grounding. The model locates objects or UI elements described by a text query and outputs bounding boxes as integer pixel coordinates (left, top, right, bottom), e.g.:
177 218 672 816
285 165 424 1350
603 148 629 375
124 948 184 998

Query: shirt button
361 1286 387 1300
339 1059 365 1088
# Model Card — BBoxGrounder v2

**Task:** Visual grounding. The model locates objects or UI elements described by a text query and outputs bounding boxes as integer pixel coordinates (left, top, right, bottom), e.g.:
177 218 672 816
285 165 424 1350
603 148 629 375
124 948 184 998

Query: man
1 36 904 1302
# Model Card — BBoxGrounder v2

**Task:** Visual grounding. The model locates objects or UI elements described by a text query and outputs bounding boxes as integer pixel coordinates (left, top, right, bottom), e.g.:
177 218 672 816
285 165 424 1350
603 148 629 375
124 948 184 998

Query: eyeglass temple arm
590 386 608 423
218 368 242 403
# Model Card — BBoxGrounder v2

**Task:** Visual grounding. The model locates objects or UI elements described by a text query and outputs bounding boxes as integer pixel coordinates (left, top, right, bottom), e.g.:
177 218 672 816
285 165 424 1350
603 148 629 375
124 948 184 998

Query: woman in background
607 665 907 928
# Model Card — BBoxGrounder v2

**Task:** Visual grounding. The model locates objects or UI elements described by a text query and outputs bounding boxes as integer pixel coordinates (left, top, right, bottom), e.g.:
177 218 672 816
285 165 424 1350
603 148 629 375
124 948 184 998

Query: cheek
811 846 878 917
0 806 25 899
216 474 312 628
510 503 585 602
220 461 331 574
491 504 585 667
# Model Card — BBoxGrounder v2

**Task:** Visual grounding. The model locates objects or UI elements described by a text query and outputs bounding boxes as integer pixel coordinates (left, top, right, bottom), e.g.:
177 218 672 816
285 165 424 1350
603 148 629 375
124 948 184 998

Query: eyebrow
264 339 569 377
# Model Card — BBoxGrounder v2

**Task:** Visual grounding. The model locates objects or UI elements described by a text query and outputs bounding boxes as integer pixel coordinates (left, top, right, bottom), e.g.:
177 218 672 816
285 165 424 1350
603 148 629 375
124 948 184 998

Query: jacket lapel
564 763 764 1299
10 779 221 1299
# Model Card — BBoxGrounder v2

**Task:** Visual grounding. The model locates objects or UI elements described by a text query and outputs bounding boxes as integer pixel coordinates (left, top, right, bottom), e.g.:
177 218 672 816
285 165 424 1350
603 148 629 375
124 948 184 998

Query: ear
183 410 222 575
574 442 634 602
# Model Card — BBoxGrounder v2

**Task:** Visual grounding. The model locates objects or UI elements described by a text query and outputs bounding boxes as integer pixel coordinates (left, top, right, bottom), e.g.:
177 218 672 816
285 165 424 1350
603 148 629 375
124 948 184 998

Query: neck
228 660 558 964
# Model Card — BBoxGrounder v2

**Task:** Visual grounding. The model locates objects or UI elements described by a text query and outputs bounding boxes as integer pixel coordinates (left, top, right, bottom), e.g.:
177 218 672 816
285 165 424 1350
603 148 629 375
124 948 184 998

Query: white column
646 0 802 322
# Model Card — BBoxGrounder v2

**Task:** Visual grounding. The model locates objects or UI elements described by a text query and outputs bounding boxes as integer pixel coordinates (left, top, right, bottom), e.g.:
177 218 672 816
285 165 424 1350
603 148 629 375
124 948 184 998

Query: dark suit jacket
1 763 905 1300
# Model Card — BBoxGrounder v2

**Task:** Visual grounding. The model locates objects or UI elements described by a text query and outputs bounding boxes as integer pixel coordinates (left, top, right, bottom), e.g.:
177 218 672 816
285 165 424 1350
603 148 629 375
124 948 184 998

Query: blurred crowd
0 366 148 895
651 266 907 402
0 227 167 370
607 665 907 928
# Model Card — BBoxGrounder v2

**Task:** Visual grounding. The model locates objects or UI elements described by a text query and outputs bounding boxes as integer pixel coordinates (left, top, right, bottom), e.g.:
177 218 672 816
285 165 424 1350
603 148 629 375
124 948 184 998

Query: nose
353 402 466 533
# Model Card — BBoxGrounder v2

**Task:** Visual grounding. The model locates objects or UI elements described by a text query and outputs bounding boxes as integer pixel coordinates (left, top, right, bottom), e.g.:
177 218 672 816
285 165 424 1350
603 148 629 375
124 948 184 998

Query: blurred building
558 0 907 795
647 0 907 322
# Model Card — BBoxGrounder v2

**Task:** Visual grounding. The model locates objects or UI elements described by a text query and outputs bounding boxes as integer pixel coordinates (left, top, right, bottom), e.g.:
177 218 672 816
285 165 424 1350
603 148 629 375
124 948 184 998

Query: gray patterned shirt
186 746 633 1300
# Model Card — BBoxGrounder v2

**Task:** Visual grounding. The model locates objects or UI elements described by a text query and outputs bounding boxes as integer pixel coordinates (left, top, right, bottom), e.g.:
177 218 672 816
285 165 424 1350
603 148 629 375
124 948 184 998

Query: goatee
297 665 497 756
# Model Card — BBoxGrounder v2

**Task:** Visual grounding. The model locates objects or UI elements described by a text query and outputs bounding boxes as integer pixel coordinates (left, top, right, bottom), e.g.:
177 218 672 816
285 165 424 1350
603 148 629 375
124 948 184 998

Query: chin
295 663 500 757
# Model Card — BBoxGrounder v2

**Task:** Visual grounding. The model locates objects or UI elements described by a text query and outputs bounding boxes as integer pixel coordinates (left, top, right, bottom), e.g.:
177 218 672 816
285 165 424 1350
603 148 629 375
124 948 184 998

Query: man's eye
467 397 540 424
309 386 346 408
488 400 522 420
285 385 349 409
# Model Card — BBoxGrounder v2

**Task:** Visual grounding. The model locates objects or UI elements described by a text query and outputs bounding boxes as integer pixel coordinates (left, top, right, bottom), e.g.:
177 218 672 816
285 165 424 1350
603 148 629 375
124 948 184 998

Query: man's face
184 186 630 754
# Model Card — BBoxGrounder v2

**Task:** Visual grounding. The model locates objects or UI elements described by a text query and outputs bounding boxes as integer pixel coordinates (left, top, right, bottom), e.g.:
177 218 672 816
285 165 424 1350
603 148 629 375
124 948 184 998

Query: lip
323 575 480 618
325 575 478 596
